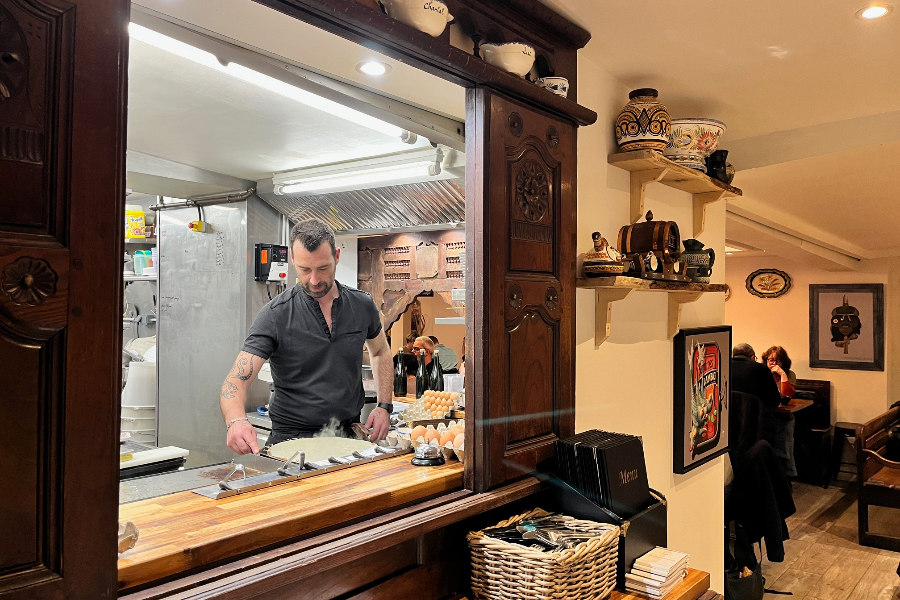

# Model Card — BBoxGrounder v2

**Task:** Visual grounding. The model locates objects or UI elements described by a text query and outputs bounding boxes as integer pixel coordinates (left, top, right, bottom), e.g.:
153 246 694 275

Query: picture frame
746 268 792 298
809 284 884 371
673 326 732 474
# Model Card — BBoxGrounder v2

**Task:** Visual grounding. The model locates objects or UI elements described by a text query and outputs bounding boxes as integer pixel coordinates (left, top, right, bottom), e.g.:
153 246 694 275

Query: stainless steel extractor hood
256 179 465 235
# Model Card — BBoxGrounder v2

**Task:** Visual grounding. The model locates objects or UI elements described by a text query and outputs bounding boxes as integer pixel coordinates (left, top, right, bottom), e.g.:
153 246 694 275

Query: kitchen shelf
124 274 157 283
608 150 742 237
576 276 728 345
126 237 157 244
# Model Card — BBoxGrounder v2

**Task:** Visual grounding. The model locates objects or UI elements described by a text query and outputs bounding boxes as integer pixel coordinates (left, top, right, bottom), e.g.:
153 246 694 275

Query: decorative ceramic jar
664 118 726 172
614 88 671 152
479 43 535 78
583 232 625 276
381 0 454 37
706 150 735 185
680 239 716 283
535 77 569 98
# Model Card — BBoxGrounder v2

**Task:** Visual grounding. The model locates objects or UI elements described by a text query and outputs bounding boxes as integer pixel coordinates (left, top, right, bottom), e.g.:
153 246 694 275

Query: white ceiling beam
127 151 252 190
727 111 900 171
726 212 861 271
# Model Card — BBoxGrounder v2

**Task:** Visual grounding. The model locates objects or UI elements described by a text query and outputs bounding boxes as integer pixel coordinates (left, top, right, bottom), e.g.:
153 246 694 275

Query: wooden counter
117 456 464 590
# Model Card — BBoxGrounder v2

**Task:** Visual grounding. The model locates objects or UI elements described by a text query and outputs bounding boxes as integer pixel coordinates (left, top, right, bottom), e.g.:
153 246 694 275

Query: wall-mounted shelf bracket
667 291 704 339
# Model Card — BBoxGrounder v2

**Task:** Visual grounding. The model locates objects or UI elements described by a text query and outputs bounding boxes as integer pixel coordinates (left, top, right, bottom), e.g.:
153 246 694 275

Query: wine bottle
416 349 429 398
393 352 407 396
430 349 444 392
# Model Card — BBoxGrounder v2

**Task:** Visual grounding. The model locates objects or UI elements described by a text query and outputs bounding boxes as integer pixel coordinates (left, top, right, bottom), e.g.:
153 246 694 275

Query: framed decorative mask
810 284 884 371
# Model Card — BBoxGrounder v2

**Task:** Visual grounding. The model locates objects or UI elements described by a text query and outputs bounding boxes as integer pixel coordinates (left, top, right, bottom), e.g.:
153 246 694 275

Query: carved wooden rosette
0 0 81 594
468 89 575 491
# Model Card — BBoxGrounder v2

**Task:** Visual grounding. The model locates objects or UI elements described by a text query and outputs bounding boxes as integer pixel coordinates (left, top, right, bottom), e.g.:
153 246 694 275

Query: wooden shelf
124 274 157 283
576 276 727 345
608 150 742 237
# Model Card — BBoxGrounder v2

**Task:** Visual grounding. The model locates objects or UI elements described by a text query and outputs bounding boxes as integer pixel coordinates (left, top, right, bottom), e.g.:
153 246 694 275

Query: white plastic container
127 430 157 444
122 361 156 407
121 405 156 420
121 416 157 431
443 374 464 393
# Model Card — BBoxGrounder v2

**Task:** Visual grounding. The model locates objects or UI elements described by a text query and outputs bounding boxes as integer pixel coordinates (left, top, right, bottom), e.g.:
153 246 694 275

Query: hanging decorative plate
745 268 792 298
724 284 732 302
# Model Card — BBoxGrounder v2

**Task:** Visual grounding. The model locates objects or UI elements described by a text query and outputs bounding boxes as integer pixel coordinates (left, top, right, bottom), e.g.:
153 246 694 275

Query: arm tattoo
221 381 238 399
229 355 255 381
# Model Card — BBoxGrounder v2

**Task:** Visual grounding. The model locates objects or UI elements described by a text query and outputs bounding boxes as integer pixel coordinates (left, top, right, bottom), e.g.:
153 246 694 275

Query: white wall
725 254 897 424
577 55 726 589
335 235 358 289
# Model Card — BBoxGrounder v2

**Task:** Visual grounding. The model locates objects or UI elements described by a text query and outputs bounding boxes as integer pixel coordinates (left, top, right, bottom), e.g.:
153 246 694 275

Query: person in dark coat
731 343 785 409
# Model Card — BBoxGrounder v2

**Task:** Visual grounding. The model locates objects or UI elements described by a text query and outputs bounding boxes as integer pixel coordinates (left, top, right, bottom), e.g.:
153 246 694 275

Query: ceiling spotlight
857 4 893 18
356 61 392 76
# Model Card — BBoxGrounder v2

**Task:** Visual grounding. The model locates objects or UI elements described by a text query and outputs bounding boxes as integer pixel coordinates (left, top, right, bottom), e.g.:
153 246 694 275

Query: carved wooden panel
358 230 465 330
0 0 127 597
468 88 575 491
0 0 75 242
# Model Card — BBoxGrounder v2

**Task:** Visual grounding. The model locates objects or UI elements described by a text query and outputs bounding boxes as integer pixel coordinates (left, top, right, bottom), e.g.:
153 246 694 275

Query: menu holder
536 472 668 591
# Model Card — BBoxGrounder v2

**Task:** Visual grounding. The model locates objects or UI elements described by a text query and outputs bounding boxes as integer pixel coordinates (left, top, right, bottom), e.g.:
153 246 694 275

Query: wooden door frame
1 0 595 597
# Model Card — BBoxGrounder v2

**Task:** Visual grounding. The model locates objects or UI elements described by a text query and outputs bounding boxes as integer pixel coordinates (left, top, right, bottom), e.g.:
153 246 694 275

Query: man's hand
365 407 390 442
227 420 260 455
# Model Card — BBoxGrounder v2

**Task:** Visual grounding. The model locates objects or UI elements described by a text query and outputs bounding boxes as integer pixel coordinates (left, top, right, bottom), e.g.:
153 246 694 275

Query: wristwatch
376 402 394 414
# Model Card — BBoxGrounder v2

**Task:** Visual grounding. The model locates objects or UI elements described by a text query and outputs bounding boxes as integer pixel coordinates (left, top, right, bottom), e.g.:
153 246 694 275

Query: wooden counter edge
611 568 711 600
121 477 542 600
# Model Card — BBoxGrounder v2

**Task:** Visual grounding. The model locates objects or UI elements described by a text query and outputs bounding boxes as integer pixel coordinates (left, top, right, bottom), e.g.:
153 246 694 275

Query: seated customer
732 343 796 477
731 343 784 408
762 346 796 398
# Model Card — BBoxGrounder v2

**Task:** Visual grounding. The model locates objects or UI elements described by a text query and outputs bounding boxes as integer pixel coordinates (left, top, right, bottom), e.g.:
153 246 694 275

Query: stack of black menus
555 430 652 519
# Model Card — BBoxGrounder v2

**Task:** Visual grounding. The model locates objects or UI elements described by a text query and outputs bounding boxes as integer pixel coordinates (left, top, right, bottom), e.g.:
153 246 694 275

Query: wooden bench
856 406 900 551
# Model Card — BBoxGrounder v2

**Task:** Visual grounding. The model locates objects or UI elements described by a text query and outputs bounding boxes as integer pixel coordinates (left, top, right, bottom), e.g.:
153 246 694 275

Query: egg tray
403 417 456 428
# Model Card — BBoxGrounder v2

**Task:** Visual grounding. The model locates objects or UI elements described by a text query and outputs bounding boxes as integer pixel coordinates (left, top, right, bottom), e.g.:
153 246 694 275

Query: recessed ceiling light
356 61 392 76
857 4 893 18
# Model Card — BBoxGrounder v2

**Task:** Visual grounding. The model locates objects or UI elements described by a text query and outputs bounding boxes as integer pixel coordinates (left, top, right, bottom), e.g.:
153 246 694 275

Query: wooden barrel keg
617 211 681 265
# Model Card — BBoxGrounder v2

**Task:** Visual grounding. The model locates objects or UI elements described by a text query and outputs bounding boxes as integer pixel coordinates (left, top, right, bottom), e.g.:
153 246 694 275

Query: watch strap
376 402 394 413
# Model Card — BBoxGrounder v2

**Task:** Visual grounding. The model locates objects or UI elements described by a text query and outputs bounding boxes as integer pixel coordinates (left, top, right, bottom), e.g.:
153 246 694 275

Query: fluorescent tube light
278 162 433 195
128 23 403 139
272 147 464 196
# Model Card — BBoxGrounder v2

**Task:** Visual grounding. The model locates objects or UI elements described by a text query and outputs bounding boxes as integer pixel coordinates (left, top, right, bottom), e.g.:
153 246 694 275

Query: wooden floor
761 480 900 599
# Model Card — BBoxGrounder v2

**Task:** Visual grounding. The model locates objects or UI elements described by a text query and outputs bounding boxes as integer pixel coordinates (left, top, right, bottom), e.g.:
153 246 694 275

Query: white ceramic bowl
663 118 726 172
480 42 535 78
381 0 453 37
536 77 569 97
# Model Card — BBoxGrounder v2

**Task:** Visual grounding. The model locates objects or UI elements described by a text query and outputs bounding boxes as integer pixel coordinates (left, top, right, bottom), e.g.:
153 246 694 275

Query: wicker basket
467 508 620 600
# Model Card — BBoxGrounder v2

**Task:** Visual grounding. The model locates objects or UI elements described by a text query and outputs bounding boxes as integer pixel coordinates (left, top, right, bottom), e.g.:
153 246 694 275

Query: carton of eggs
409 420 466 461
397 390 462 424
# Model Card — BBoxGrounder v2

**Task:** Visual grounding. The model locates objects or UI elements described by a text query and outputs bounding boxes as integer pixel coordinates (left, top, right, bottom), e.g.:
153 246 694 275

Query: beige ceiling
545 0 900 266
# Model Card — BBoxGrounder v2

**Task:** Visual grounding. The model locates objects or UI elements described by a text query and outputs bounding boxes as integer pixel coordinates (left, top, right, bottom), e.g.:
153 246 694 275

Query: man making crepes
219 219 393 454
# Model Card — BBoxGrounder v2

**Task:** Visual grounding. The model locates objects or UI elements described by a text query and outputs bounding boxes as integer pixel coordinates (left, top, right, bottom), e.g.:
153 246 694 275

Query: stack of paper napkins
625 547 690 598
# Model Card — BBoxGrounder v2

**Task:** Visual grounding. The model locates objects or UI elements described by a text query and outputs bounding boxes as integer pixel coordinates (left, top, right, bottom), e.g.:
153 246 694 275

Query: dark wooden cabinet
0 0 128 598
466 88 576 491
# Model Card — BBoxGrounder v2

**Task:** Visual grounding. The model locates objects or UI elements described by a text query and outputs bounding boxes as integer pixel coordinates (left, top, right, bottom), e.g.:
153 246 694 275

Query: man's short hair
732 343 756 359
414 336 435 352
290 219 336 256
428 335 439 344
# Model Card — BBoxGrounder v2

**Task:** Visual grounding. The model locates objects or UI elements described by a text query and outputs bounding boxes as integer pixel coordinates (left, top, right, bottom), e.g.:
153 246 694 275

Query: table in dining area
772 397 814 415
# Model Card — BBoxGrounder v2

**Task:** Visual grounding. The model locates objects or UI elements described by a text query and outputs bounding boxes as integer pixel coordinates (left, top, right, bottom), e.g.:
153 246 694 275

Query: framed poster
674 326 732 474
810 284 884 371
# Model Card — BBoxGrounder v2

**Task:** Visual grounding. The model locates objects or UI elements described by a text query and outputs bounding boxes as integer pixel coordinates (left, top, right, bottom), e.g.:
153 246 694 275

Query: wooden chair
856 407 900 551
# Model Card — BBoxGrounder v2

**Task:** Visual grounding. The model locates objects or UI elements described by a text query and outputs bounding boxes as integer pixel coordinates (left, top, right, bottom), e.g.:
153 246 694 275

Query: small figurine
583 232 625 277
